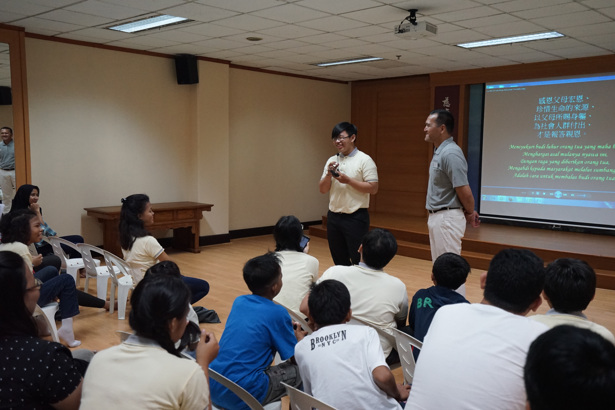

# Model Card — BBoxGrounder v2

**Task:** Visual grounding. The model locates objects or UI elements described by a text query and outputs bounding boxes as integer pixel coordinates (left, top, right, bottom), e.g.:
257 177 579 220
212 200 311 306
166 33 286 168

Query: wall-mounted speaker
174 54 199 85
0 86 11 105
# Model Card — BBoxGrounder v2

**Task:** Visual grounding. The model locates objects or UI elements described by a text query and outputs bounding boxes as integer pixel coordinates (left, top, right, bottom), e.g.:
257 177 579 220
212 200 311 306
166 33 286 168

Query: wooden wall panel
352 75 431 216
375 191 428 217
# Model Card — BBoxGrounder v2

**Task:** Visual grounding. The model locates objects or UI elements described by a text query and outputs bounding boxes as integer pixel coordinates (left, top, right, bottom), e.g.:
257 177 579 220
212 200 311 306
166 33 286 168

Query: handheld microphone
331 153 340 177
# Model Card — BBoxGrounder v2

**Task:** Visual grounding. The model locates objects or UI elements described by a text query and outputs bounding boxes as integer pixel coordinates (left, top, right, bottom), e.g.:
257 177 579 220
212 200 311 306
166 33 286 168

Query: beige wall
195 60 229 236
27 38 199 244
229 69 350 230
24 37 350 244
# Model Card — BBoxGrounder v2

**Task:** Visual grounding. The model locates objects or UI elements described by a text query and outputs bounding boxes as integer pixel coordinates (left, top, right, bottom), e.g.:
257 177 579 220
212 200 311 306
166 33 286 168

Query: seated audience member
145 261 200 347
524 325 615 410
531 258 615 344
407 248 548 410
0 250 83 409
295 279 409 409
119 193 210 304
11 184 84 259
407 252 470 360
210 252 305 410
272 215 319 316
304 228 408 361
0 209 83 347
80 275 219 409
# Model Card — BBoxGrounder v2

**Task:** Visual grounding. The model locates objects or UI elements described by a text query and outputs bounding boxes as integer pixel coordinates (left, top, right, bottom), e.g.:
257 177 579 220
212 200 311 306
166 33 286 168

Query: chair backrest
47 237 70 267
274 301 313 334
116 330 132 342
282 382 337 410
33 303 60 343
391 328 422 385
347 316 401 369
77 243 105 276
348 315 396 347
102 251 135 286
49 237 85 271
209 368 267 410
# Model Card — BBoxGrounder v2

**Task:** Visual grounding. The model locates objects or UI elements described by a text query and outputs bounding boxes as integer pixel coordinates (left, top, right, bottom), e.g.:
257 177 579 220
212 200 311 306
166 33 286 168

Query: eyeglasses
26 278 43 292
333 136 351 142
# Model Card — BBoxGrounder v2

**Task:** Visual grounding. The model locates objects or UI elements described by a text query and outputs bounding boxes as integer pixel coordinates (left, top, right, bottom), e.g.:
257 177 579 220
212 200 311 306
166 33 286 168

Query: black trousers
326 208 370 266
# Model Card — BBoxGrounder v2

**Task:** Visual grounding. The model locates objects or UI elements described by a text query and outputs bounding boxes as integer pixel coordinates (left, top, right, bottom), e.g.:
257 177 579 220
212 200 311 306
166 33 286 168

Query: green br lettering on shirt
417 297 433 309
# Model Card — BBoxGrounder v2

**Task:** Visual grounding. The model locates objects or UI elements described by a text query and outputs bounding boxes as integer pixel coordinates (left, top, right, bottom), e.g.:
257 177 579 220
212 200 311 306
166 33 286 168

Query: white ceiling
0 0 614 85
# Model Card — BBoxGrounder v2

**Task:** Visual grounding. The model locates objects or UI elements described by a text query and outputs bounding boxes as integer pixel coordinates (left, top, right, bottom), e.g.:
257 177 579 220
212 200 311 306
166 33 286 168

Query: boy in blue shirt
408 252 470 359
209 252 306 409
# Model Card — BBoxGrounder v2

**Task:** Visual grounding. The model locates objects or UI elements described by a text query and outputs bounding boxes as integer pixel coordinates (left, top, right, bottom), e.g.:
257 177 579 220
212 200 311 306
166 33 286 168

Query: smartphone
300 234 310 251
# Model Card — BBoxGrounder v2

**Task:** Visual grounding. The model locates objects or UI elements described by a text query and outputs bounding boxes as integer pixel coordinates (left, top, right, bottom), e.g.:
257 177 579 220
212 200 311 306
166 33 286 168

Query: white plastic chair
282 382 337 410
102 251 135 320
272 302 312 365
77 243 115 300
116 330 132 342
274 301 313 334
391 328 423 385
348 316 400 370
34 302 60 343
48 237 100 285
209 368 282 410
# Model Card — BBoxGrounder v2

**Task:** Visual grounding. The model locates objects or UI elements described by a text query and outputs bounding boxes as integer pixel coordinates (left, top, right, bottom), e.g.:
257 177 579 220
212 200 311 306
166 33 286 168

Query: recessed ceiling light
457 32 564 49
108 15 190 33
314 57 384 67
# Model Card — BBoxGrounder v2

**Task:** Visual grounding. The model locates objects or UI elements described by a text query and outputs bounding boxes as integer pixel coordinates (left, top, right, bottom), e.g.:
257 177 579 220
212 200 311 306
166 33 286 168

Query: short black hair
483 249 545 314
145 260 181 279
0 126 13 135
273 215 303 252
243 252 281 296
525 325 615 410
331 122 357 139
429 109 454 134
544 258 595 313
308 280 351 327
361 228 397 270
432 252 470 289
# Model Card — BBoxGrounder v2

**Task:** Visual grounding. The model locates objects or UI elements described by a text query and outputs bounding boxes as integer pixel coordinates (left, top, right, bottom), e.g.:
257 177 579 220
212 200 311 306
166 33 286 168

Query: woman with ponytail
80 275 219 409
118 194 210 303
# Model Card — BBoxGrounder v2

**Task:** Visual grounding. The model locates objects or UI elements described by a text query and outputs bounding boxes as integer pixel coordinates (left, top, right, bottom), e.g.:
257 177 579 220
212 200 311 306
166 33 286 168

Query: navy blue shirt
409 285 469 359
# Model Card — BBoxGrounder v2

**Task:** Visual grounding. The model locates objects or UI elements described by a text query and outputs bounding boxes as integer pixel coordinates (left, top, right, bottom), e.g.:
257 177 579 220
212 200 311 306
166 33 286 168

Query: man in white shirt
295 279 409 409
319 122 378 266
305 228 408 361
531 258 615 344
524 325 615 410
407 249 548 410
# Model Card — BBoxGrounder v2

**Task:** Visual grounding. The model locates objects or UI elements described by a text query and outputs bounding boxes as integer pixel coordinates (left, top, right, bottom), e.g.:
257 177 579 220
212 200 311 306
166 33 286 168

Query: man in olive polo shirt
424 110 479 265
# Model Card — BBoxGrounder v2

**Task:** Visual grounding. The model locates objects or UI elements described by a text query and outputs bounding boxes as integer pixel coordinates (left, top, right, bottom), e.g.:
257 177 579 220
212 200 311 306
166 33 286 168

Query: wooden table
85 201 213 256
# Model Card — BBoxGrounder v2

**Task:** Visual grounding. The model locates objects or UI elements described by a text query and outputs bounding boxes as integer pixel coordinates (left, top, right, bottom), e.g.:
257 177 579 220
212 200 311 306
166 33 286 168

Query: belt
328 208 368 215
428 207 460 214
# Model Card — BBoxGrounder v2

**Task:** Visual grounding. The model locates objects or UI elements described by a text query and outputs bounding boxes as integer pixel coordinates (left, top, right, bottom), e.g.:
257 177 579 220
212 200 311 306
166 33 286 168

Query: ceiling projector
394 9 437 39
395 21 437 39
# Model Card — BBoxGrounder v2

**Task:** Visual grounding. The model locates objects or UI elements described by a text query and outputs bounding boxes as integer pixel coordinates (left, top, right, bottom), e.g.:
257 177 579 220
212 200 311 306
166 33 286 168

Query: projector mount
399 9 419 26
